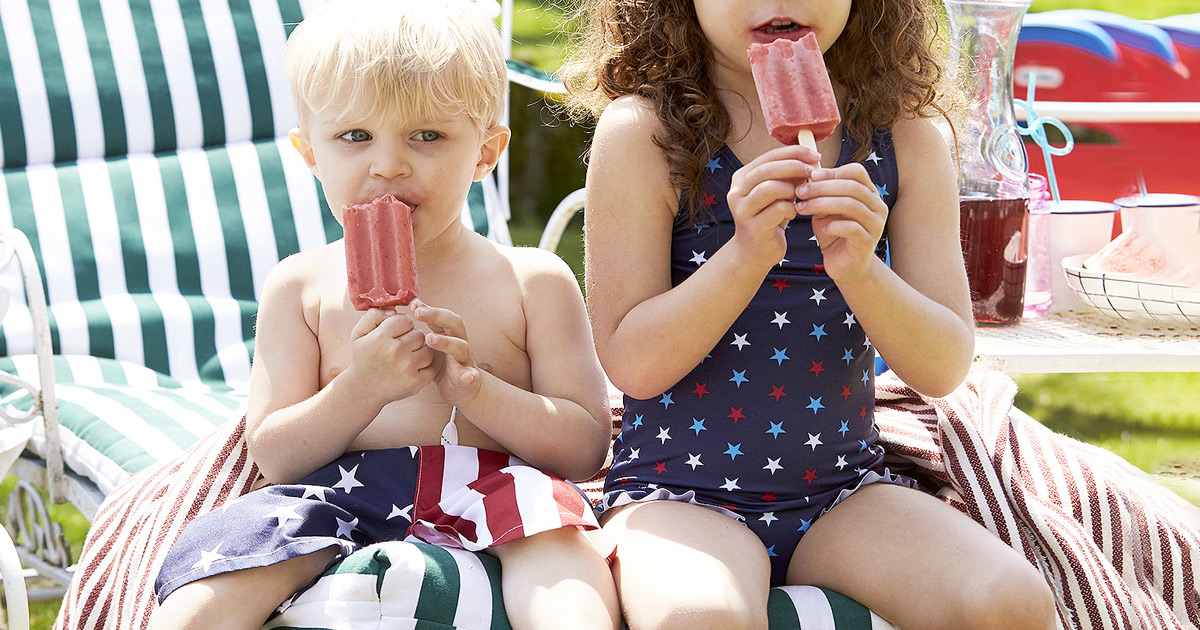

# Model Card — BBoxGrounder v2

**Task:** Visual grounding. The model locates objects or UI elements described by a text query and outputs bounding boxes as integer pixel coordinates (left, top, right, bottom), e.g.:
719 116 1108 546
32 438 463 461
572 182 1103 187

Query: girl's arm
800 116 974 396
417 250 613 481
585 96 812 399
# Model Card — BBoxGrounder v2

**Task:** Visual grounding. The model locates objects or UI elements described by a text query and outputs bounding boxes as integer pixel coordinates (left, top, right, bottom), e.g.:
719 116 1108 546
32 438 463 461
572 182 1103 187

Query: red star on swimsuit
768 385 786 401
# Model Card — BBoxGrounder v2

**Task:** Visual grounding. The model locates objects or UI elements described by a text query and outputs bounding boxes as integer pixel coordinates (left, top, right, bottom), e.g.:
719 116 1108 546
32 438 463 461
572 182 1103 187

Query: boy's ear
473 126 511 182
289 128 319 177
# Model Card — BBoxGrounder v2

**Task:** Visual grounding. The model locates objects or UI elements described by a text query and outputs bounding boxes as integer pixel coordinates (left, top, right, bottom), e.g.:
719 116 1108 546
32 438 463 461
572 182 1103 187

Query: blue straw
1014 73 1074 205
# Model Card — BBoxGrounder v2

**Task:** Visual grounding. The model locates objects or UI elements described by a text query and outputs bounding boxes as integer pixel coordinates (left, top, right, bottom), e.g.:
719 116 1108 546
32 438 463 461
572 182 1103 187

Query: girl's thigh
786 483 1054 630
601 500 771 630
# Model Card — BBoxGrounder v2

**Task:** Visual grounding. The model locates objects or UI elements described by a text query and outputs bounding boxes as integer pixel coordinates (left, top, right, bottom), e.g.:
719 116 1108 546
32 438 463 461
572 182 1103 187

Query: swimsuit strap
441 406 459 446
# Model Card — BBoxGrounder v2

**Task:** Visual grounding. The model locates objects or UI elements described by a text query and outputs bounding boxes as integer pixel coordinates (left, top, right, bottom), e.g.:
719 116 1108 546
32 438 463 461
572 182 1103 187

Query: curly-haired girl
563 1 1056 628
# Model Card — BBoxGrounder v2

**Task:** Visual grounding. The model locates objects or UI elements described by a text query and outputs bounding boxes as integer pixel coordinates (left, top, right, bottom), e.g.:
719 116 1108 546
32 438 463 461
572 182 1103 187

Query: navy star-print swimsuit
600 129 917 585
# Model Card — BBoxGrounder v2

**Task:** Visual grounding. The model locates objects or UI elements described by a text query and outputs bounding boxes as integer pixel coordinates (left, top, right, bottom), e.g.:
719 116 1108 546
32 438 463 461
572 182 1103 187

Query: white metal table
973 311 1200 373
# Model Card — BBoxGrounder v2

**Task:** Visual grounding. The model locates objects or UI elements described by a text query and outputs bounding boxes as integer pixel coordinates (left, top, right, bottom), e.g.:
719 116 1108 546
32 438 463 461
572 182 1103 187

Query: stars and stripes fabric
603 130 909 584
154 444 607 607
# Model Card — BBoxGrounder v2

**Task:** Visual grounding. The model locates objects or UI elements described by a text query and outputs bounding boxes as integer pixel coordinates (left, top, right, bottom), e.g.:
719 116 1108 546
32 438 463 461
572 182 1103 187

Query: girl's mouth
752 20 811 42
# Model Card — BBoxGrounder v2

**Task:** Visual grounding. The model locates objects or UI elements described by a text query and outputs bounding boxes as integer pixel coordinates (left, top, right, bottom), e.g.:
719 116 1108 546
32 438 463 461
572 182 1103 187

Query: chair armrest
538 188 586 251
0 228 66 503
0 522 30 630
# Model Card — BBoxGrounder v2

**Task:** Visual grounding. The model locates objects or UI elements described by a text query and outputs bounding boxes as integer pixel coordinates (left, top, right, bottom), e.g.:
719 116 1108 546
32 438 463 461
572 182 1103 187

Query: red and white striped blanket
54 371 1200 630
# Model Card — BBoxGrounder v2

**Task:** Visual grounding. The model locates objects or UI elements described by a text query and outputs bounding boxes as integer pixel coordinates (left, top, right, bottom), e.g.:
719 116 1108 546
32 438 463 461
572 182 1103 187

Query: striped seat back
0 1 507 391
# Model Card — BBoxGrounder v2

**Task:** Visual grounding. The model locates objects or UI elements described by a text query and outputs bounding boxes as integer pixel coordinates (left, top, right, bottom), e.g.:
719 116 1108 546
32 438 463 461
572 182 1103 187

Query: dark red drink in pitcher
960 197 1029 325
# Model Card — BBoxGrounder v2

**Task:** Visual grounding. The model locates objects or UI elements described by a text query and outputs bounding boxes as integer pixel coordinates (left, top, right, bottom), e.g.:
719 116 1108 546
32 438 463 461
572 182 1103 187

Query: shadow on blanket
55 371 1200 630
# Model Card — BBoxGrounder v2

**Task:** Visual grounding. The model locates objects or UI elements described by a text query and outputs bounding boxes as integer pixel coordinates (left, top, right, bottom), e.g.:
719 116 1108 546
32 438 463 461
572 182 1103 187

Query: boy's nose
369 151 411 179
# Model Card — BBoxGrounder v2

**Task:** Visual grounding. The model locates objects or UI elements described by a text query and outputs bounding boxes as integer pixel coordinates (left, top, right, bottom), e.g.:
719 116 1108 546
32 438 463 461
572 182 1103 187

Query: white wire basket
1062 254 1200 325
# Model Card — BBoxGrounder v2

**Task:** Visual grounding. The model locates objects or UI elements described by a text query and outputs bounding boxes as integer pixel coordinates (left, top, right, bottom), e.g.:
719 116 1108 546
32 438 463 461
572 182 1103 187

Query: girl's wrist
723 233 782 278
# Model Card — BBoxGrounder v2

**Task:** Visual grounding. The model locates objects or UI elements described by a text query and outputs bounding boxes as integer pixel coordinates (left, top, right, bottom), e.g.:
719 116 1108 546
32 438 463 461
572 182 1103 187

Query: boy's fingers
374 312 417 339
351 308 396 340
413 301 468 340
427 332 473 365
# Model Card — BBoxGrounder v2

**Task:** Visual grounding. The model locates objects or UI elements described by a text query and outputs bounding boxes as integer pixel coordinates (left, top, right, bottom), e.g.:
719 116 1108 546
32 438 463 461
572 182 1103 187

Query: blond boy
148 2 618 628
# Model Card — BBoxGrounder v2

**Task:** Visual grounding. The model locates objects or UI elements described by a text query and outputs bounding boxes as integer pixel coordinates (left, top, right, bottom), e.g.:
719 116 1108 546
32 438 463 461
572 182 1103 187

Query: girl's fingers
813 216 874 244
810 163 874 188
739 179 806 220
797 195 886 234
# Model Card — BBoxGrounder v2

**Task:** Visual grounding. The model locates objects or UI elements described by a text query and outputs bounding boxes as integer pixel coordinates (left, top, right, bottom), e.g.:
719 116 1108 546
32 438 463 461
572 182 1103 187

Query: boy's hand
795 162 889 284
411 299 482 407
349 308 436 401
726 145 819 271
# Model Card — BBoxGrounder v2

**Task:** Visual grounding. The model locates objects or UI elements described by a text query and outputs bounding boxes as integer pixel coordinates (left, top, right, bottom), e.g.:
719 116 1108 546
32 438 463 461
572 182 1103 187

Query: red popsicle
343 194 418 310
748 33 841 150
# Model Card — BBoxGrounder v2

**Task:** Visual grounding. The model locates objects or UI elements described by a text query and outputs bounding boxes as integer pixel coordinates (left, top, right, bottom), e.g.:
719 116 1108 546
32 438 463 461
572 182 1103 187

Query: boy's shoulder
260 241 344 300
476 236 576 286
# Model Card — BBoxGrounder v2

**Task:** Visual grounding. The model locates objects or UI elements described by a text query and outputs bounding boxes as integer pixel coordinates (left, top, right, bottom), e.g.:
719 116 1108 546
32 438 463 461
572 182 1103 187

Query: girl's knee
628 602 766 630
960 564 1056 630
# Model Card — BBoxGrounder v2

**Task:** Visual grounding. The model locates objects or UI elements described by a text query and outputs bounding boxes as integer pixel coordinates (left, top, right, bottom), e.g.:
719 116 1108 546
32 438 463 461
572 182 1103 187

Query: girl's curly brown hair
560 0 952 219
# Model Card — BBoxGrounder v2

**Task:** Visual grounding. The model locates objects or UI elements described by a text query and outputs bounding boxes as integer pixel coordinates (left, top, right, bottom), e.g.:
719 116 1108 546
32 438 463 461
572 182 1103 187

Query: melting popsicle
748 33 840 150
343 194 418 310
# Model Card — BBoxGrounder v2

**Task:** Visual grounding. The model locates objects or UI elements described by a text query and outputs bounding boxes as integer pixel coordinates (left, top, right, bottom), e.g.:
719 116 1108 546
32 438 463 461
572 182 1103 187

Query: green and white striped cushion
0 0 305 167
266 541 898 630
0 354 245 495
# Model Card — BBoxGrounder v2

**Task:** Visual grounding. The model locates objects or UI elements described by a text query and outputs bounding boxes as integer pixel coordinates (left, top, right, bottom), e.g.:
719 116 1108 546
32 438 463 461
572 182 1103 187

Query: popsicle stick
796 129 817 152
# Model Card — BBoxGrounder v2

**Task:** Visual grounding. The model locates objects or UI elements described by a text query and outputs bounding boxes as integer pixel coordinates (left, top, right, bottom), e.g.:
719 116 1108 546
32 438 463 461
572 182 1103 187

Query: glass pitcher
946 0 1033 325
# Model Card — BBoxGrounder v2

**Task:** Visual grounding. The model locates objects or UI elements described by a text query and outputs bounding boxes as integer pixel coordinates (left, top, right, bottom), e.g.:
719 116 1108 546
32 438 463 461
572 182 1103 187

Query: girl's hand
411 299 483 407
726 145 819 271
348 307 436 401
795 163 889 284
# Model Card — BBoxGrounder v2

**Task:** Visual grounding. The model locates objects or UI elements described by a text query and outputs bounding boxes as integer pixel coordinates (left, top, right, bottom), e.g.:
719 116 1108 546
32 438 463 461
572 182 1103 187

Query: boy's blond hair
285 0 506 131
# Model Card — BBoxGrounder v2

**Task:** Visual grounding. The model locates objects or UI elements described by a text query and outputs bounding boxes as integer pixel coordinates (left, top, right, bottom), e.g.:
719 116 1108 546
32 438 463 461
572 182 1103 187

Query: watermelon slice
1084 231 1168 277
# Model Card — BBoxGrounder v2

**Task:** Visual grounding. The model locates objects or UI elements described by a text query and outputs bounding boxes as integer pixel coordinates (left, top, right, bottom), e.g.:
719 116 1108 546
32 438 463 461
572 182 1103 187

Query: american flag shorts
156 445 607 602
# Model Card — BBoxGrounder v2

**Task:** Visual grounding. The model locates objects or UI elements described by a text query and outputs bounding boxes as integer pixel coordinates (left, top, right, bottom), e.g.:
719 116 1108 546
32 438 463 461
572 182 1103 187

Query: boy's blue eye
414 130 441 142
340 130 371 142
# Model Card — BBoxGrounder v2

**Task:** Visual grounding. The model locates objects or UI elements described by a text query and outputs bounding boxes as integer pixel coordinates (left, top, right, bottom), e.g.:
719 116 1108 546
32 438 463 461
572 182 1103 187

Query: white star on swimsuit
686 453 704 470
763 457 783 474
759 512 778 526
771 312 791 329
730 333 750 350
720 477 741 491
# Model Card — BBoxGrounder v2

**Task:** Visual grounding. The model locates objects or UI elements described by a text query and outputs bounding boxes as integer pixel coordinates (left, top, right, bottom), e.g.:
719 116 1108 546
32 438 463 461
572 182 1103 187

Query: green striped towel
266 541 898 630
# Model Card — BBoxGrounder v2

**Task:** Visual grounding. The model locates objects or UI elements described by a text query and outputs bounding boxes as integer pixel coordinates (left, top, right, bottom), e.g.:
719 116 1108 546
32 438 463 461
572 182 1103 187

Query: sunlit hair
285 0 506 131
561 0 953 219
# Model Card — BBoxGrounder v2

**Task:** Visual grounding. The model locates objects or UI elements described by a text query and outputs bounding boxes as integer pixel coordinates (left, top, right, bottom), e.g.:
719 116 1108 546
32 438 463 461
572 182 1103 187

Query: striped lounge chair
0 1 894 628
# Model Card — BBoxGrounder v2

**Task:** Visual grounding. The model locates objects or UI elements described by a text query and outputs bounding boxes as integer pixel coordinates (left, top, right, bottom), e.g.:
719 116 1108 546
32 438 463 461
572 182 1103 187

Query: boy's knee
959 564 1056 630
